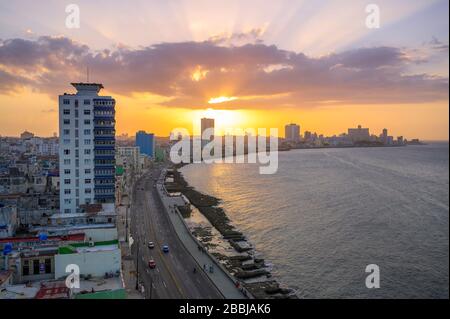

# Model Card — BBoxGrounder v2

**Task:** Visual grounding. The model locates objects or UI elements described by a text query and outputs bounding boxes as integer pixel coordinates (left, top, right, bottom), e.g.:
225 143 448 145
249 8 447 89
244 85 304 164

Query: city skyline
0 1 448 302
0 0 448 140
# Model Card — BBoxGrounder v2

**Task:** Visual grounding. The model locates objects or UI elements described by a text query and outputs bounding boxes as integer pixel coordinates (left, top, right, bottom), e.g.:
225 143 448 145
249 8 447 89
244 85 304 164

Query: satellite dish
3 243 12 255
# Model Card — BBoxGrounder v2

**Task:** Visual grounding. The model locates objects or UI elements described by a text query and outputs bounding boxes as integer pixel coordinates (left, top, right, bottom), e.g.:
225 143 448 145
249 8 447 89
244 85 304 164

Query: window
64 209 71 214
64 159 70 165
84 109 91 115
64 149 70 155
85 169 91 174
63 129 70 135
23 260 29 276
85 188 92 194
33 260 40 275
63 139 70 144
64 179 71 185
83 99 90 105
85 179 91 184
84 159 91 165
63 99 70 105
84 139 91 145
84 149 91 155
64 169 71 174
45 259 52 274
84 119 90 125
64 199 71 204
63 109 70 115
84 129 91 135
64 189 71 194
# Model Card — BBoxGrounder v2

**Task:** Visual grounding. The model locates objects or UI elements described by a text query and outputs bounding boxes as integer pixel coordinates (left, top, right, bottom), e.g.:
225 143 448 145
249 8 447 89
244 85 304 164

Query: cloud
41 107 56 113
0 35 447 108
208 28 266 46
427 36 449 52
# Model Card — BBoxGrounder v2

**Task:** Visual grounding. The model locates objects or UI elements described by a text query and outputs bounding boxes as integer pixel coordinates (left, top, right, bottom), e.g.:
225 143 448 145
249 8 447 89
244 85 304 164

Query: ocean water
180 143 449 298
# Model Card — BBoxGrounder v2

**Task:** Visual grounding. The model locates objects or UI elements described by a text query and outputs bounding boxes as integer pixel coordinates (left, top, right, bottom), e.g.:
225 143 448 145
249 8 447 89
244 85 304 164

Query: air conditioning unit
88 241 94 247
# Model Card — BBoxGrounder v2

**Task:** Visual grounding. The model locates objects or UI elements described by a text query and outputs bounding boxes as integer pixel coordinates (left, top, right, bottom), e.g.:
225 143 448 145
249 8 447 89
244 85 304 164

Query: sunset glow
0 1 448 140
208 97 239 104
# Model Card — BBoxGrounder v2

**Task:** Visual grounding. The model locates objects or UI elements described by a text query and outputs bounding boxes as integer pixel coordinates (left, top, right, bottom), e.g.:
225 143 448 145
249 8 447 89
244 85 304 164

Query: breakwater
165 165 297 299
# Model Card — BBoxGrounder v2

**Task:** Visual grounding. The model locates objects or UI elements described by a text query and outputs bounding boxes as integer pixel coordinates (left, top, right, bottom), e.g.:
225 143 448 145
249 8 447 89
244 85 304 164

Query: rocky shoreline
165 165 298 299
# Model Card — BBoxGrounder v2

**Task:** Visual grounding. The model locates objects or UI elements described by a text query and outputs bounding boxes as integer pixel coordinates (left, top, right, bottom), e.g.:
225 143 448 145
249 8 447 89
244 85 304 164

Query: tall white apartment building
59 83 116 214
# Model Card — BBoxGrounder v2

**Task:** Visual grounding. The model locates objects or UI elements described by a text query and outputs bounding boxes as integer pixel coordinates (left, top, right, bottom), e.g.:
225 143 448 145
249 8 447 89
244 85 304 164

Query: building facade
348 125 370 142
135 131 155 158
285 123 300 142
59 83 116 214
200 118 215 150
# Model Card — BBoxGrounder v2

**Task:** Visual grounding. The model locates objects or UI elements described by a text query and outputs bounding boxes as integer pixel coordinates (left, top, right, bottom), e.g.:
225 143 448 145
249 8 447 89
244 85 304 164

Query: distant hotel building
285 123 300 142
59 83 116 214
201 118 215 148
135 131 155 158
348 125 370 142
20 131 34 140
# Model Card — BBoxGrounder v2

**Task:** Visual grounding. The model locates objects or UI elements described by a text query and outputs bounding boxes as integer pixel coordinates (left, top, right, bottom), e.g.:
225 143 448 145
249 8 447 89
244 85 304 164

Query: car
162 245 169 253
148 260 156 269
148 241 155 249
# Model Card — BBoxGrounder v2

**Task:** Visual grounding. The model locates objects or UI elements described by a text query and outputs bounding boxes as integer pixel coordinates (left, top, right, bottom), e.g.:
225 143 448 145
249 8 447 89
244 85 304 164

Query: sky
0 0 448 140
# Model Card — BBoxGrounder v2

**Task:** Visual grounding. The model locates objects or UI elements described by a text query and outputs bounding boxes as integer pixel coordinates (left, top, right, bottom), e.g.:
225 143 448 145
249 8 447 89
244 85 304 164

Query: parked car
148 241 155 249
148 259 156 269
162 245 169 253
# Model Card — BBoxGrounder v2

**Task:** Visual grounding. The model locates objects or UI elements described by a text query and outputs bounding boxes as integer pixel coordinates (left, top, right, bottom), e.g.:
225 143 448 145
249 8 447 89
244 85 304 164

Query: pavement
156 171 248 299
116 197 144 299
129 165 223 299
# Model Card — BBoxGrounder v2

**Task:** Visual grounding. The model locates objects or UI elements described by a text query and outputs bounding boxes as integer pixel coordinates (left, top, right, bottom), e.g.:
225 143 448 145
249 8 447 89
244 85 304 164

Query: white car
148 241 155 249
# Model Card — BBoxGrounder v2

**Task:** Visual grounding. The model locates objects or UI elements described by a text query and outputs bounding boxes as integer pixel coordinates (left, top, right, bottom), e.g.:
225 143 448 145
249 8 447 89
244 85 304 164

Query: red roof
0 233 85 244
35 281 70 299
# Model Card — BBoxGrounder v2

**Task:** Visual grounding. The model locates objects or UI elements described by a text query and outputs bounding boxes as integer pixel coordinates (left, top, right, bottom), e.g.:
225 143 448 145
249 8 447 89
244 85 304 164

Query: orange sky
0 88 447 140
0 1 448 140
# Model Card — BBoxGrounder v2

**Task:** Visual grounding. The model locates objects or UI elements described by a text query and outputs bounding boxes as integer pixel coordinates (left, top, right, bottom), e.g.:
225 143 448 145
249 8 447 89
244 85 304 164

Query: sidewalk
156 175 248 299
117 197 144 299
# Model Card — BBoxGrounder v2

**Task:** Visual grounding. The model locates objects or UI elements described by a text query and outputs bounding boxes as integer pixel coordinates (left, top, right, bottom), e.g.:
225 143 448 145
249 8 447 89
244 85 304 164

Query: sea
180 143 449 298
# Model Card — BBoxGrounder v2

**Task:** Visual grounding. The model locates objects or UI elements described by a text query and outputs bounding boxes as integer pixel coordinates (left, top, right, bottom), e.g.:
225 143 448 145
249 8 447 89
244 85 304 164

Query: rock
235 269 269 279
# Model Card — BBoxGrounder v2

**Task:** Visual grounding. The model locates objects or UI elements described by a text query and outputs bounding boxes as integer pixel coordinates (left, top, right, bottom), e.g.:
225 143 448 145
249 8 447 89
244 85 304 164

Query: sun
191 108 248 136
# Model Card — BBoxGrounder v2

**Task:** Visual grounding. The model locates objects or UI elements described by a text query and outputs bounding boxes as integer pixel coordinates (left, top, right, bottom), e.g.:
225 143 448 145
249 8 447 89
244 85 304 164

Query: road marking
163 281 167 288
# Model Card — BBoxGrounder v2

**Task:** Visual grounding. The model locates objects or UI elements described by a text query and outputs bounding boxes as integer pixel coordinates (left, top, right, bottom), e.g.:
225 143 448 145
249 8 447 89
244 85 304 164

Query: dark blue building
135 131 155 158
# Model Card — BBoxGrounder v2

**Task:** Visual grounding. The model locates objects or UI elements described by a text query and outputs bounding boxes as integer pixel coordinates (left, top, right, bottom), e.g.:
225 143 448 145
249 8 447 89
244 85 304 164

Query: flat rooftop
71 82 104 89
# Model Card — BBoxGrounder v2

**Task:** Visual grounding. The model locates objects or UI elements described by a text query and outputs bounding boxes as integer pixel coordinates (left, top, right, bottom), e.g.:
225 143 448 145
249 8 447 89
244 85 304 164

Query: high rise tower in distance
59 83 116 214
285 123 300 142
201 118 215 149
135 131 155 158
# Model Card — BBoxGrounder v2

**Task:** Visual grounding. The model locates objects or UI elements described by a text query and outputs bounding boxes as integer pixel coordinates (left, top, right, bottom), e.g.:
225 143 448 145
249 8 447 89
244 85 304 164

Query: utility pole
125 205 129 243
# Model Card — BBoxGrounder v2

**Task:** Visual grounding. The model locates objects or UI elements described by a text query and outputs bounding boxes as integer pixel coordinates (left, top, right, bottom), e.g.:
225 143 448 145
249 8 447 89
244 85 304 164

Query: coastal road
130 165 223 299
